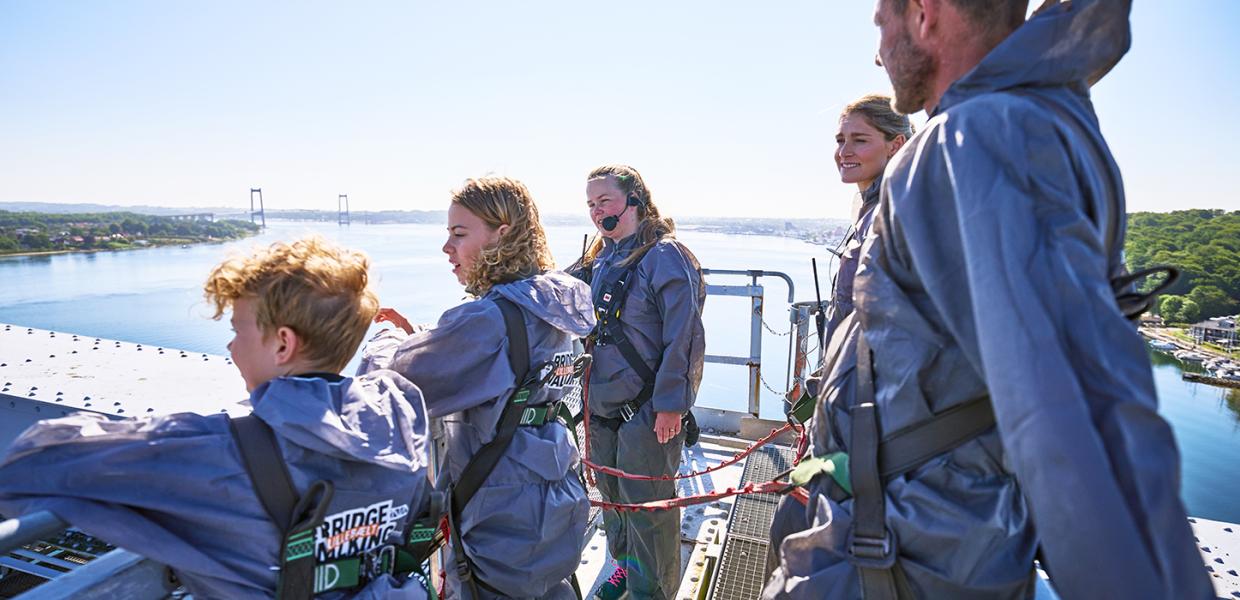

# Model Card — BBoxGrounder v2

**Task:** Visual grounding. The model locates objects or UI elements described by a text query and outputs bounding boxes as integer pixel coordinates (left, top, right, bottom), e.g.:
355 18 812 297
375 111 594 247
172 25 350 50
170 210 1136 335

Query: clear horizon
3 2 1237 219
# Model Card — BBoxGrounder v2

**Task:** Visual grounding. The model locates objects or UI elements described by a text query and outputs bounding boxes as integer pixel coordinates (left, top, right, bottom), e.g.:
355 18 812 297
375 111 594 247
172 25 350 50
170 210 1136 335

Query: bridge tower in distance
250 188 266 229
338 194 350 226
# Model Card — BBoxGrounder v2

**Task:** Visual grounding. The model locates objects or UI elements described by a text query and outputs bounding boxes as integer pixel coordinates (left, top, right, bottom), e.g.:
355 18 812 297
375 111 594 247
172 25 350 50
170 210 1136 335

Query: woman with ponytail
574 165 706 600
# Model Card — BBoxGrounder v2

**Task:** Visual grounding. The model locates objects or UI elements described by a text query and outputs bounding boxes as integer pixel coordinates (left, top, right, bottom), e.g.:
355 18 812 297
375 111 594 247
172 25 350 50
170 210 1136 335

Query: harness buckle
846 525 897 569
619 402 636 422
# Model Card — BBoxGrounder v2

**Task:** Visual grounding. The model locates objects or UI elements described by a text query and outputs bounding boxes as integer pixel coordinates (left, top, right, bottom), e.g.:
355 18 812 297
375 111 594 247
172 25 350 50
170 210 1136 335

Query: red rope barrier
589 479 792 512
582 423 796 481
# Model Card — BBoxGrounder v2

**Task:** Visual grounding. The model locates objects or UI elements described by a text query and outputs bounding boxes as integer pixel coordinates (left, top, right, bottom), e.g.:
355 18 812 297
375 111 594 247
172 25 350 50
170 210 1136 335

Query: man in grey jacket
765 1 1214 598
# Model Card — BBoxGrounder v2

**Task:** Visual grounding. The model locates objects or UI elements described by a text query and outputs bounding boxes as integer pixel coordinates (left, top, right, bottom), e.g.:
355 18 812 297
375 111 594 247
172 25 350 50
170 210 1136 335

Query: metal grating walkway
709 444 794 600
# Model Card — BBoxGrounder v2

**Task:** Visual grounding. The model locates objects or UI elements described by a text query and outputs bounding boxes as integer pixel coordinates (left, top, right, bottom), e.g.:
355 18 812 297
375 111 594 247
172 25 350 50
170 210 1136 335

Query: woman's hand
374 308 414 335
653 411 682 444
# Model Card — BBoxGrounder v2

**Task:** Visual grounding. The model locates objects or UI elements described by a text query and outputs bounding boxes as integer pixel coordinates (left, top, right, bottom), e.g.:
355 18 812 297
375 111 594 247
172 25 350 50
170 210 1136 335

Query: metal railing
700 268 800 417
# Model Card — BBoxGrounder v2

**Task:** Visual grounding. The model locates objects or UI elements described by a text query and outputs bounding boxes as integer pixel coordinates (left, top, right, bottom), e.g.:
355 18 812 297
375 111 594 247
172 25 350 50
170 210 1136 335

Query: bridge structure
338 194 350 226
249 188 266 229
164 213 214 223
0 270 1238 598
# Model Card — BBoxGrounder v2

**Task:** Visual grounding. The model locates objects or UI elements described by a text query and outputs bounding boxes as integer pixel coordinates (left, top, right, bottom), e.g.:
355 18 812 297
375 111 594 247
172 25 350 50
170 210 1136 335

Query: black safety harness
585 253 699 445
446 297 583 600
797 265 1179 598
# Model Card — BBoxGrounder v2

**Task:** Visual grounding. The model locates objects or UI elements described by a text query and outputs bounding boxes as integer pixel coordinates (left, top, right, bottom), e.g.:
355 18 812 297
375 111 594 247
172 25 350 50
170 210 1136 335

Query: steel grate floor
709 444 795 599
711 536 772 600
727 495 779 542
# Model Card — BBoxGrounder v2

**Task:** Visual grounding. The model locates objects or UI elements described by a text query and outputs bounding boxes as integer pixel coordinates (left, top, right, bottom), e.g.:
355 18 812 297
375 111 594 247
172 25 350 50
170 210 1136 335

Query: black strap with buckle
849 332 899 599
590 251 699 444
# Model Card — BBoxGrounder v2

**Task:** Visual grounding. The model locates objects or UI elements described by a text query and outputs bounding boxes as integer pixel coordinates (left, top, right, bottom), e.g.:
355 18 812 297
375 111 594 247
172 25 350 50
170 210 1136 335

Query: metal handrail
702 268 795 303
699 269 798 416
0 511 67 555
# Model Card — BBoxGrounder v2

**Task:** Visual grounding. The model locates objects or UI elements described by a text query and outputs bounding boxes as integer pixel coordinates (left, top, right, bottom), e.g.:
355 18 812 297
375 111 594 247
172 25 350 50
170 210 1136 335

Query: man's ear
272 326 301 366
495 223 511 239
912 0 938 41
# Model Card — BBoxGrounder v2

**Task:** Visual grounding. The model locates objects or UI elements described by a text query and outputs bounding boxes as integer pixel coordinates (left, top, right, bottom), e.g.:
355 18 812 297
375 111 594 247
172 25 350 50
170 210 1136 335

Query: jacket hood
250 371 429 473
938 0 1132 112
488 271 596 337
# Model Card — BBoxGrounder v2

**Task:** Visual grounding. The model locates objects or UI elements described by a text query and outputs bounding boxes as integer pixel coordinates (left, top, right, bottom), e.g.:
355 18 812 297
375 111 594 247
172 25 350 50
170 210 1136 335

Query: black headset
601 195 642 232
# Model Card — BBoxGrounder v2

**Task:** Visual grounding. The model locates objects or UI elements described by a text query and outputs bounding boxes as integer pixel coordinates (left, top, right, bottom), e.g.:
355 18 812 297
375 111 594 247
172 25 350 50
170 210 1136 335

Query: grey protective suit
585 235 705 599
823 179 880 343
362 271 595 600
770 179 881 572
0 372 433 600
764 1 1214 598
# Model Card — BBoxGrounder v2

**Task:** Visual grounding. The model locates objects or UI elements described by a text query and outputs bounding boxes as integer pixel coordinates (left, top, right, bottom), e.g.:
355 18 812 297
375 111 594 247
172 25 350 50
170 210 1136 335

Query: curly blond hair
453 177 556 295
203 235 379 372
581 164 676 268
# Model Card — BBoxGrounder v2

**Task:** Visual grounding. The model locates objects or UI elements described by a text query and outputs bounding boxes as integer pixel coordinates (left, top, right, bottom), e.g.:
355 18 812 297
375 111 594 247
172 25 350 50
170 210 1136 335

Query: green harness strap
788 452 852 496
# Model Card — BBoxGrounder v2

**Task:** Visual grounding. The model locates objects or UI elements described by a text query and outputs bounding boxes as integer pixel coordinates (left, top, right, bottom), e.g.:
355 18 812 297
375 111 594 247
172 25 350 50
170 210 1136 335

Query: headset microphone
601 195 641 232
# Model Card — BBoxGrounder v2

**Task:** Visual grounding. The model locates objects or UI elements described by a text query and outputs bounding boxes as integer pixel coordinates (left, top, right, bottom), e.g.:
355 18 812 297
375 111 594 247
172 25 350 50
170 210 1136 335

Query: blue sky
2 1 1237 219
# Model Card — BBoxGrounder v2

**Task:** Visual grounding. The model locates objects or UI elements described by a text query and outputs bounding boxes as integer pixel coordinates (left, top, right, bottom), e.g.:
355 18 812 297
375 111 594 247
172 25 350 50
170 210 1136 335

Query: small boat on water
1149 339 1177 351
1173 350 1206 363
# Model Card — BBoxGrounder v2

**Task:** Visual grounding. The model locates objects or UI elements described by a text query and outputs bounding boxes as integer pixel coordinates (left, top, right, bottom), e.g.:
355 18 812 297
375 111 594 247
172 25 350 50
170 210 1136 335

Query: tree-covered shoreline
1125 209 1240 324
0 211 260 256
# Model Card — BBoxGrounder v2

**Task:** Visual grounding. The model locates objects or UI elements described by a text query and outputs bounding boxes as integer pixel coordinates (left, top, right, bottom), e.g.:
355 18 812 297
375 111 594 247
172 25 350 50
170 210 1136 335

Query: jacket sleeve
644 241 707 414
384 300 517 419
885 102 1209 598
0 412 273 596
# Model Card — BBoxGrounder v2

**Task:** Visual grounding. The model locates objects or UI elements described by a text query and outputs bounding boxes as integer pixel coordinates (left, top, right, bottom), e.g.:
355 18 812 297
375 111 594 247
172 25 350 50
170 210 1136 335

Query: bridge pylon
338 194 350 226
250 189 266 228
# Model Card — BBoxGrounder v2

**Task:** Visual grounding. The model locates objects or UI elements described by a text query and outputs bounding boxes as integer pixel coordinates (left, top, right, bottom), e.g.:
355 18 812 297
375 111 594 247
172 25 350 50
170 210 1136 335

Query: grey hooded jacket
363 271 595 599
585 236 706 417
766 1 1213 598
824 179 881 342
0 371 432 600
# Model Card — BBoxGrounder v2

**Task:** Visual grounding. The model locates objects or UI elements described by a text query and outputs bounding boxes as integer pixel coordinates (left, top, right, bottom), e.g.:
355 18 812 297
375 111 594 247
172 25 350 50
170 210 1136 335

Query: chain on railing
760 315 794 337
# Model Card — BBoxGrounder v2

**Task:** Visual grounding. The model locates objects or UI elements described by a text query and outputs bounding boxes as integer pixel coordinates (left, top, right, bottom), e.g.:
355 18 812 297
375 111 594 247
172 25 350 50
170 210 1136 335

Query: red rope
589 479 792 512
582 423 795 481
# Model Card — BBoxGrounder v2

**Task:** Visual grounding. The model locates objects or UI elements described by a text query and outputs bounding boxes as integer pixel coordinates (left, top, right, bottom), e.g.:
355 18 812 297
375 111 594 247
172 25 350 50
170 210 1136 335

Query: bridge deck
0 324 1236 598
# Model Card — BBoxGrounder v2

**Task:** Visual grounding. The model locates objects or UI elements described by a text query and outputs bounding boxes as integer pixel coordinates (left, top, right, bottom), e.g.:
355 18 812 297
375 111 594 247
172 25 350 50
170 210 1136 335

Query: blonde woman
573 164 705 600
823 94 911 338
364 177 595 599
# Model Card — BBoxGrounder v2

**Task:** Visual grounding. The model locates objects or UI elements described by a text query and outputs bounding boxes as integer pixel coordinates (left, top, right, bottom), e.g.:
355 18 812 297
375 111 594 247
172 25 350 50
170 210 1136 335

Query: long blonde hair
452 177 556 295
581 164 675 268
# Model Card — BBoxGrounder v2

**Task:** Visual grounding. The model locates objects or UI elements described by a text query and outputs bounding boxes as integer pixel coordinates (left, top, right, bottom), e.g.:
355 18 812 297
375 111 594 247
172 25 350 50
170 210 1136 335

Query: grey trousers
589 404 685 600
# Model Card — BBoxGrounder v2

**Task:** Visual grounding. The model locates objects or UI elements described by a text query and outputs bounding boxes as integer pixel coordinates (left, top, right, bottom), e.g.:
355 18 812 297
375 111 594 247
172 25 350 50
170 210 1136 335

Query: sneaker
594 566 628 600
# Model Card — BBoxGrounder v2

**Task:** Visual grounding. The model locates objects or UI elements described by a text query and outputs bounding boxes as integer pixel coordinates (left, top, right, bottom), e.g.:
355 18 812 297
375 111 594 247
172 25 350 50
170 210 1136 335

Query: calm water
0 221 1237 523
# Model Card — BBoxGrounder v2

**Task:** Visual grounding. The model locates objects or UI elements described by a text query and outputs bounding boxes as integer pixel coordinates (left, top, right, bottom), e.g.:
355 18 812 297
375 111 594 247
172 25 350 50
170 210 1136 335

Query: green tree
1187 285 1239 319
1179 298 1201 324
1160 295 1185 320
24 233 51 250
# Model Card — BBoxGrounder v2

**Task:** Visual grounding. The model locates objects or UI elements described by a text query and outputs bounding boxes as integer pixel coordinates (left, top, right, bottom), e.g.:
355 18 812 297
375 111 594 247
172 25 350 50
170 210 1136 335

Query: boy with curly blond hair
0 236 433 599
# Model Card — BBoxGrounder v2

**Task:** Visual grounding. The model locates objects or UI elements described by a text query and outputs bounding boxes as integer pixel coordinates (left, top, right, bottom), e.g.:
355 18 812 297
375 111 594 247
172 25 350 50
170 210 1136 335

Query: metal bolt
147 408 154 413
117 409 124 413
114 401 121 406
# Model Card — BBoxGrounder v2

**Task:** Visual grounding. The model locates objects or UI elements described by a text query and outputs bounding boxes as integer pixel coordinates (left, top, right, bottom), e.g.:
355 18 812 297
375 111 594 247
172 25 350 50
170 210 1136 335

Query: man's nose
875 53 883 68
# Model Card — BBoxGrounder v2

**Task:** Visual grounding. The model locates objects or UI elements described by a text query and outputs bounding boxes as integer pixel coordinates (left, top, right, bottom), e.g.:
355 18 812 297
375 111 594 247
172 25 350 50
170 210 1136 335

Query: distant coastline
0 209 260 258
